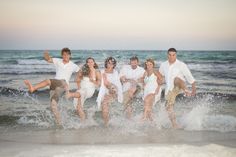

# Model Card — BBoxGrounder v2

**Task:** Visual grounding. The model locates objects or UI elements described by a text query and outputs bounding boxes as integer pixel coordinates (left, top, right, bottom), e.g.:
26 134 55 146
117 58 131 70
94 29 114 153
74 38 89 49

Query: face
130 60 138 69
62 52 71 62
146 61 154 70
87 58 95 68
168 51 177 64
107 60 115 69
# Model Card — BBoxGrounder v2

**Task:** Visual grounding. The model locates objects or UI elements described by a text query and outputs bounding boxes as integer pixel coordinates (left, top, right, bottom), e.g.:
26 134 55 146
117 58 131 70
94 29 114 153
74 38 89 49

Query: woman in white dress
67 57 101 121
142 58 162 121
96 57 123 126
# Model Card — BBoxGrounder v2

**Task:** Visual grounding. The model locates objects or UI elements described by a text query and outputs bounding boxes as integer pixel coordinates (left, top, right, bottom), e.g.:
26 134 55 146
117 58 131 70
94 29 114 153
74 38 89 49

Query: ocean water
0 50 236 156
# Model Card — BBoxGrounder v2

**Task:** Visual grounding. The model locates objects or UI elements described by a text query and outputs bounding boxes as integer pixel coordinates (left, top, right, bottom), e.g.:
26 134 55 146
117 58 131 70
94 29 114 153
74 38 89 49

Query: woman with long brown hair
67 57 101 121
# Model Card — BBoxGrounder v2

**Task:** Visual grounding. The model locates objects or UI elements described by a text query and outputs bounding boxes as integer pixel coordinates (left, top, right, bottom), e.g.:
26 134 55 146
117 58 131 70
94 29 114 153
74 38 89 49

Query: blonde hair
144 58 155 70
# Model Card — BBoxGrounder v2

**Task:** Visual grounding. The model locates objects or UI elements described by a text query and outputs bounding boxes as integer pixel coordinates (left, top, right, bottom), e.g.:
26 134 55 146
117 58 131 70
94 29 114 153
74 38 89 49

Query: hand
184 89 192 97
44 51 52 62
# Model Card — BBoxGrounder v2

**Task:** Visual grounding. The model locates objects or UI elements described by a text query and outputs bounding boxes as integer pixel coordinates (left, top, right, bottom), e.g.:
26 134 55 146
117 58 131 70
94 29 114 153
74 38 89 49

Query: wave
17 59 49 65
1 86 236 99
0 64 55 74
1 86 236 132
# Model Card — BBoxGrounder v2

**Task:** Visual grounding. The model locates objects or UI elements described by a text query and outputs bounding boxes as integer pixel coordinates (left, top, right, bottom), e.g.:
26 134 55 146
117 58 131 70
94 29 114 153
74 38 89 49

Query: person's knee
174 77 181 86
46 79 51 85
174 77 185 88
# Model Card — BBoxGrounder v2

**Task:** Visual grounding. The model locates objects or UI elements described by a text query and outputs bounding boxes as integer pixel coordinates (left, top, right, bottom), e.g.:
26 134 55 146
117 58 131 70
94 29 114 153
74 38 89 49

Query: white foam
1 143 235 157
17 59 49 65
181 104 236 132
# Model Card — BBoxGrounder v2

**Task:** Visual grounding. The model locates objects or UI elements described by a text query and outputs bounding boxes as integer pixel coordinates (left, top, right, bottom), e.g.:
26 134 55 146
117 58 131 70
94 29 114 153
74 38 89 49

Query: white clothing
96 69 123 109
73 77 96 108
52 58 80 84
159 59 195 95
119 65 145 92
143 73 161 104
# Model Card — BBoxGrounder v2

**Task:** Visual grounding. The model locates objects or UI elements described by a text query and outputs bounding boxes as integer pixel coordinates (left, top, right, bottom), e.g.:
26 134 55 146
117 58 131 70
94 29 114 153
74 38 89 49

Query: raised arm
44 51 53 63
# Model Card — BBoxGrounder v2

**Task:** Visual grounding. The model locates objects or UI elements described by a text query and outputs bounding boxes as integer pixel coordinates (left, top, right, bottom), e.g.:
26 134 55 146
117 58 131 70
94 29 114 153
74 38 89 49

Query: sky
0 0 236 50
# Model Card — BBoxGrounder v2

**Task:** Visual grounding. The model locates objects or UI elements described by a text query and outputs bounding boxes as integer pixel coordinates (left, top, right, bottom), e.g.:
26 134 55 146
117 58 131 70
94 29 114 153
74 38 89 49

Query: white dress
73 76 96 108
143 73 161 105
96 69 123 110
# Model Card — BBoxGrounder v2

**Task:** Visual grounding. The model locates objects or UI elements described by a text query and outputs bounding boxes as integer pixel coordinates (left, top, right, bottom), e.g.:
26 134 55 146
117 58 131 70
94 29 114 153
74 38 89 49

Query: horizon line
0 49 236 51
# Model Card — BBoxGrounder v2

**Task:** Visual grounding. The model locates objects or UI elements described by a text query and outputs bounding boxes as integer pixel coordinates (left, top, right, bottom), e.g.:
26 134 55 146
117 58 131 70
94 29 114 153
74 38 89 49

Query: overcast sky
0 0 236 50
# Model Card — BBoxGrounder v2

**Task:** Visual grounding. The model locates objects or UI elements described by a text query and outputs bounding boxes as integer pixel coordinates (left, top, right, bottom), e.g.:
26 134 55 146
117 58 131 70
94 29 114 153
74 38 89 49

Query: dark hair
61 47 71 56
167 48 177 54
86 57 99 69
105 57 117 68
130 56 139 62
144 58 155 70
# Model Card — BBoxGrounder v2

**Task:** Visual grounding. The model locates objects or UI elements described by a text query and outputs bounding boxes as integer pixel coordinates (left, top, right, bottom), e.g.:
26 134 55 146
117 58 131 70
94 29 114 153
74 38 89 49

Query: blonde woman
142 58 162 121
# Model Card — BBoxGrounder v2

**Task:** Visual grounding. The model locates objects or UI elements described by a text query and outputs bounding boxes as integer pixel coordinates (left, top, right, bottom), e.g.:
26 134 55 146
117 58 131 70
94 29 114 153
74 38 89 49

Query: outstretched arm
44 51 53 63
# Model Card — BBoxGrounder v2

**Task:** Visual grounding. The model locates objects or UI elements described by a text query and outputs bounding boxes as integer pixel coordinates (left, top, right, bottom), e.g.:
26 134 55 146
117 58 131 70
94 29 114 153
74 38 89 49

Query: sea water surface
0 50 236 156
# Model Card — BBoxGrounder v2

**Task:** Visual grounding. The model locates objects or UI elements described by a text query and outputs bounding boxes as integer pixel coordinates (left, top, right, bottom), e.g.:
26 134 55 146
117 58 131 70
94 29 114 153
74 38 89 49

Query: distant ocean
0 50 236 156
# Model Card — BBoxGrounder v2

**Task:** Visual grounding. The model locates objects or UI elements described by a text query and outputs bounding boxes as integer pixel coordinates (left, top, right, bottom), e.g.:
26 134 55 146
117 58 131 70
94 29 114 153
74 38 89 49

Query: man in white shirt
159 48 196 128
24 48 80 126
119 56 145 118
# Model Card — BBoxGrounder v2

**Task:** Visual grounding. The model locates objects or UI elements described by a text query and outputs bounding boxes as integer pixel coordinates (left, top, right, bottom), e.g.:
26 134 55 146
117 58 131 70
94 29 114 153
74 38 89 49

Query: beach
0 50 236 156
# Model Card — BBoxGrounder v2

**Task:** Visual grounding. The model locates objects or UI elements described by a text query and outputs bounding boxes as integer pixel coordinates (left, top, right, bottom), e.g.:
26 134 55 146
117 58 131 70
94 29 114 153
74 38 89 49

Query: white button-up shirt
119 65 145 92
53 58 80 84
159 59 195 95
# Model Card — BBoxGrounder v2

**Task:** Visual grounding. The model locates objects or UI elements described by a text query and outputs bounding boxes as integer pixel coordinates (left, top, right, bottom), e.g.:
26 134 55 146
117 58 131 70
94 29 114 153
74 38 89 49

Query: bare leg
50 87 64 126
66 91 81 99
123 91 133 119
123 86 138 119
51 99 62 125
166 103 180 128
76 102 85 121
66 91 85 120
142 94 155 121
24 79 51 93
164 77 186 128
174 77 191 96
101 94 113 126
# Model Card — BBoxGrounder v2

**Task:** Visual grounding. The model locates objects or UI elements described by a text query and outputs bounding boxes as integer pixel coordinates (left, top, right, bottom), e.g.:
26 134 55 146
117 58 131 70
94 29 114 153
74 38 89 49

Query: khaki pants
49 79 66 103
165 86 181 107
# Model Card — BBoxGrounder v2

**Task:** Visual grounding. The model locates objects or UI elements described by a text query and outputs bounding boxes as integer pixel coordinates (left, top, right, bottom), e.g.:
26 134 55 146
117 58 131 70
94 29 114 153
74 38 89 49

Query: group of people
24 47 196 128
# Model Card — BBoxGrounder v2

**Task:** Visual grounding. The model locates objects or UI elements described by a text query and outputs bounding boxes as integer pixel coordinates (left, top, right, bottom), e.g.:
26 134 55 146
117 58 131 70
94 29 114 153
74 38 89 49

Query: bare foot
65 91 72 99
173 123 182 129
24 80 34 93
184 89 191 97
141 116 147 122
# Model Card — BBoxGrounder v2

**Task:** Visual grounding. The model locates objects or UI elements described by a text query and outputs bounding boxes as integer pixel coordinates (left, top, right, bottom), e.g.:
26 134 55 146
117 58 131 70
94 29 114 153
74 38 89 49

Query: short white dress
73 76 96 108
143 73 162 105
